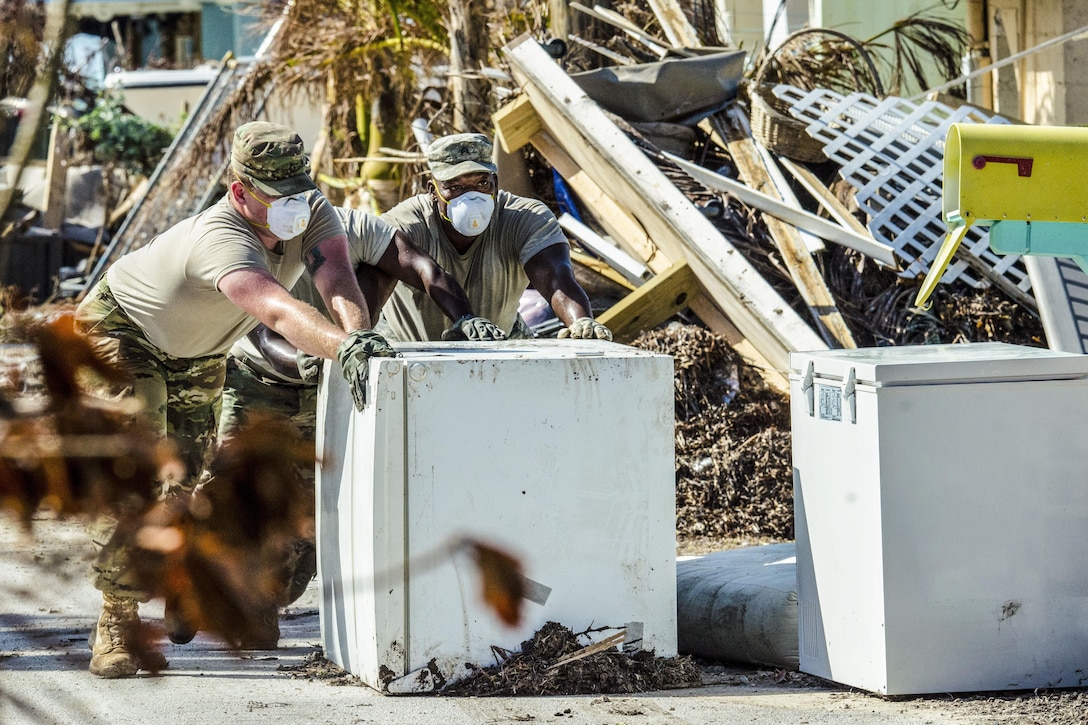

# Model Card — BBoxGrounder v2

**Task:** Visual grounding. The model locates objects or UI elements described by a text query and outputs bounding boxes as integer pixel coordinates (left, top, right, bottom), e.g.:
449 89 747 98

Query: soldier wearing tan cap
76 121 396 678
372 132 612 342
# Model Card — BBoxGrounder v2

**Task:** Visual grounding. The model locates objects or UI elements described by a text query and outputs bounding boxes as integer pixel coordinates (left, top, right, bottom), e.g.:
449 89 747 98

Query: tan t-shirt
106 191 343 358
289 207 396 313
378 190 568 341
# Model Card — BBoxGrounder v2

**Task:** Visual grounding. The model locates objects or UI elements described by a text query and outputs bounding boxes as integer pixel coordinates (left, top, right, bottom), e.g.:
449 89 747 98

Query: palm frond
864 11 970 96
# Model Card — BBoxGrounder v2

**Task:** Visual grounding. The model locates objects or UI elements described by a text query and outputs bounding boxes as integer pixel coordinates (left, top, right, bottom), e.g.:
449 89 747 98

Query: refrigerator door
317 340 677 690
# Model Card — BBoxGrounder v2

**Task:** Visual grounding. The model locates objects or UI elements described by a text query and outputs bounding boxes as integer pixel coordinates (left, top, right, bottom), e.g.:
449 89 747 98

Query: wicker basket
749 81 827 162
747 29 883 163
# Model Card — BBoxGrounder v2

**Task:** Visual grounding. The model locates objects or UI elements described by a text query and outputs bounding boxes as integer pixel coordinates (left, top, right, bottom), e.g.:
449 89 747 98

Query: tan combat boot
89 593 140 678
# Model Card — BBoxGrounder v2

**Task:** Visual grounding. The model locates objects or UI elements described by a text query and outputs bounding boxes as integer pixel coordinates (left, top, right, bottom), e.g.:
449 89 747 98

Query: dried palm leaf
748 27 884 98
863 11 970 96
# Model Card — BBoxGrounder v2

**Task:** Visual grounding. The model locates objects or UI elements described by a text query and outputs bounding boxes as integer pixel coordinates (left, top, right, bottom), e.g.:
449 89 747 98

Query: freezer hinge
843 366 857 424
801 360 815 416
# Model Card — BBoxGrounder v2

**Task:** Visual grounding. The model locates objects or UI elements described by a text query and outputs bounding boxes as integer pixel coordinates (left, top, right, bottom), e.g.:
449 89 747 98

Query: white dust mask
253 192 311 240
266 194 311 239
443 191 494 237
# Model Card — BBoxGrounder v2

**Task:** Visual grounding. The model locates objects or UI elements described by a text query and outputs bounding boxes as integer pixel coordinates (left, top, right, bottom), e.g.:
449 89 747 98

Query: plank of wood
717 107 856 349
504 33 826 378
492 94 541 154
751 137 824 254
646 0 701 49
559 212 649 286
41 123 68 230
598 259 700 342
531 130 663 267
569 250 637 292
775 156 873 237
569 3 674 58
667 151 897 266
547 632 627 670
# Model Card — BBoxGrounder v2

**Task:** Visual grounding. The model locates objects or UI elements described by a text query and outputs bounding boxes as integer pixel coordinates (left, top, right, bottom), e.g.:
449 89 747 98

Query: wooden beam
717 107 856 349
561 212 649 286
41 123 68 230
531 129 663 268
598 259 699 342
492 94 541 153
502 34 827 377
776 156 874 238
668 151 897 266
646 0 701 49
532 130 786 391
569 3 675 58
529 128 788 390
751 135 824 254
569 249 637 292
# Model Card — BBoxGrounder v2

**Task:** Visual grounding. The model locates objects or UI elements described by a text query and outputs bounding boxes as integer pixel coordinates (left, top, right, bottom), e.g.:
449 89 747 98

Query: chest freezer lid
789 342 1088 386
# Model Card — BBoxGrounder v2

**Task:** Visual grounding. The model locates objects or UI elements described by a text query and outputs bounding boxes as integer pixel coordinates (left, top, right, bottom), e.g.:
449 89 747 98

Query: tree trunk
446 0 490 133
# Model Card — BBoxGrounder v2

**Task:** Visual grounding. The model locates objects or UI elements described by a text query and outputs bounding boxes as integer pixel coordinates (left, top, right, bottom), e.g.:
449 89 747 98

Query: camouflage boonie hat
231 121 316 197
426 133 497 182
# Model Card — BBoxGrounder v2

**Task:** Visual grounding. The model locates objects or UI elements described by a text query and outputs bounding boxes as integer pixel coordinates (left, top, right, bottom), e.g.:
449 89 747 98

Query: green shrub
62 91 175 177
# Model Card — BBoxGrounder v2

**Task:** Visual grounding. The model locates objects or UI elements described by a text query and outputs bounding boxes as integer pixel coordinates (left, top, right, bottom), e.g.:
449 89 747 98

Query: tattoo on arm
305 247 328 276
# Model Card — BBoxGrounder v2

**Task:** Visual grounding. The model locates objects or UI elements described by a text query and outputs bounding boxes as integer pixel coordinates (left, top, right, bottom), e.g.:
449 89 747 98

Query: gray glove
337 330 399 411
441 314 507 341
557 317 613 341
295 349 323 385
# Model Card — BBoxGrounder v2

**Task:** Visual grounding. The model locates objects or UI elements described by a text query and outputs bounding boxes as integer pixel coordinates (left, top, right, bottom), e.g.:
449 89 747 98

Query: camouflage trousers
77 278 226 599
218 355 320 600
218 355 317 490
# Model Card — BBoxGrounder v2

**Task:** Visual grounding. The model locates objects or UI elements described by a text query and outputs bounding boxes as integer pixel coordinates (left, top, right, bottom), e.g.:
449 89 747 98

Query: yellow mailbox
916 123 1088 307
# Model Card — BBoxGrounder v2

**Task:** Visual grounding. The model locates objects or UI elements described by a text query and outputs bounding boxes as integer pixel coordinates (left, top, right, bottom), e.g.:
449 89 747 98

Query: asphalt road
0 517 1008 724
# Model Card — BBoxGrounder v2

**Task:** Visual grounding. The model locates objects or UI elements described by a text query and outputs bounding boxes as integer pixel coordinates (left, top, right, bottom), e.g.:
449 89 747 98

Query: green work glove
441 314 508 341
295 349 323 385
557 317 613 341
337 330 399 411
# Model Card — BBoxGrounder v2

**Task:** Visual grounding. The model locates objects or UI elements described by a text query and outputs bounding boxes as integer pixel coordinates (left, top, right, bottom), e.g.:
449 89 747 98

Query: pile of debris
282 622 703 696
441 622 701 696
631 324 793 541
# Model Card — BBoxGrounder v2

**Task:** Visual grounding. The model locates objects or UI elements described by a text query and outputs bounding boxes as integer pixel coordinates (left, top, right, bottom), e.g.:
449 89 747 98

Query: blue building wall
201 2 265 61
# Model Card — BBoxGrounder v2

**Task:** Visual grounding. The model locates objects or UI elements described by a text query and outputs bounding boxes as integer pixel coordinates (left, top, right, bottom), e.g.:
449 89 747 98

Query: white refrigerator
316 339 677 691
791 342 1088 695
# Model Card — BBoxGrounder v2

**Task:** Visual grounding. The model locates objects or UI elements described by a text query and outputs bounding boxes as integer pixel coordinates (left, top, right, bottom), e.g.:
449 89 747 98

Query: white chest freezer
316 339 677 691
791 342 1088 695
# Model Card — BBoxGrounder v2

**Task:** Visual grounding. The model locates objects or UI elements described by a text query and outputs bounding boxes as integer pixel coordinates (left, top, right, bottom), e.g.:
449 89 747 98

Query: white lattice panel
771 85 1032 299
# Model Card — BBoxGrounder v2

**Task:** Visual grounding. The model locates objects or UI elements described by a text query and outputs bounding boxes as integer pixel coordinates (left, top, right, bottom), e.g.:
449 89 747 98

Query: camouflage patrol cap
426 133 497 182
230 121 316 197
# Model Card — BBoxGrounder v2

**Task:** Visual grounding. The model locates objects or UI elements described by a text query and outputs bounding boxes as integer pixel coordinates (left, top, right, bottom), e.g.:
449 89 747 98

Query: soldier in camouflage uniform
76 121 396 679
374 132 612 342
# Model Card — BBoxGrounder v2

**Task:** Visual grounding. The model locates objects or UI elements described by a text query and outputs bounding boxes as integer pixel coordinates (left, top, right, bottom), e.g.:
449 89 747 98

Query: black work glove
557 317 613 341
441 314 508 341
336 330 399 411
295 349 323 385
